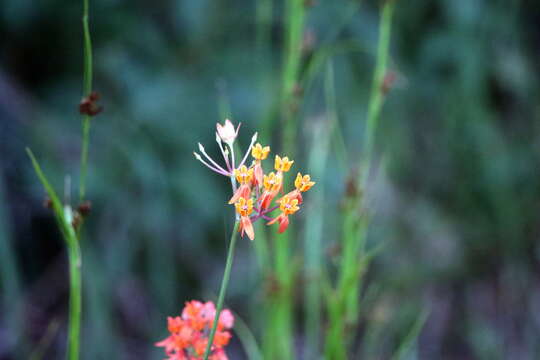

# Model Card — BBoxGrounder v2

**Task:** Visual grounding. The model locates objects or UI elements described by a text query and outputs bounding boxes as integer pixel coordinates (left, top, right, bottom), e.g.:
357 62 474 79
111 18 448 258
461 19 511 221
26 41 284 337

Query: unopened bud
77 201 92 217
79 91 103 116
43 197 53 209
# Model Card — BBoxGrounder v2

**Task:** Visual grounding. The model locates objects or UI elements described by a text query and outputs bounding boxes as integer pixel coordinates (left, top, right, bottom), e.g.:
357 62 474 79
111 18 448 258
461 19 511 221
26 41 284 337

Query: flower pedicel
193 119 315 240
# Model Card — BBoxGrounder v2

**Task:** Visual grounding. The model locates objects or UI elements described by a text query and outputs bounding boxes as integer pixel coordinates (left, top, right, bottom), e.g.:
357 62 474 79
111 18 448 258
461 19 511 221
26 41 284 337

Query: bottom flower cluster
156 300 234 360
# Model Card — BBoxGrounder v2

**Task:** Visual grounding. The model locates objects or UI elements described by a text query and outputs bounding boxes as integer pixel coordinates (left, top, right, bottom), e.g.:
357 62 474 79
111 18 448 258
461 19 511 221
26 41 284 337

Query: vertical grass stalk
66 234 82 360
79 0 94 202
26 149 83 360
203 221 240 360
262 2 306 359
281 0 305 156
27 0 96 358
361 0 395 185
324 1 396 358
303 63 336 358
256 0 273 52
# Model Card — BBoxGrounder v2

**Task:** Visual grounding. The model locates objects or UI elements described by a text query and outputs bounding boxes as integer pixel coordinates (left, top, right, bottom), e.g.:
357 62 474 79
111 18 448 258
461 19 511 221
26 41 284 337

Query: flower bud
216 119 240 144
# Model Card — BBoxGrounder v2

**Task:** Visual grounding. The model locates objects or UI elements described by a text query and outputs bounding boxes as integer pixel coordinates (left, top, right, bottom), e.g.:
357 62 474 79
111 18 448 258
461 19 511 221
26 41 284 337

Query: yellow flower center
279 196 299 215
263 172 282 192
235 197 253 217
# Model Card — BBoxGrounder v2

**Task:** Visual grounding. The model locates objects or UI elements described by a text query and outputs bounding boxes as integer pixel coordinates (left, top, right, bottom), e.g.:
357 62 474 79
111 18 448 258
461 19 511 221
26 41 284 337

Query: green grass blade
391 310 429 360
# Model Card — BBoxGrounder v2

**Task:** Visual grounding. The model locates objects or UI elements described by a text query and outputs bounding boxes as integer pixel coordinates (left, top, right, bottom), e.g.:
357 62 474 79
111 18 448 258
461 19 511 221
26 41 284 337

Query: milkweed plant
155 119 315 360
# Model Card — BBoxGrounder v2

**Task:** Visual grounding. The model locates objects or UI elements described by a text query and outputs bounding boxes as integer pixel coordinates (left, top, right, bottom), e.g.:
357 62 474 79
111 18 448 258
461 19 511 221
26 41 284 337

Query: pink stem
197 156 229 176
199 145 229 174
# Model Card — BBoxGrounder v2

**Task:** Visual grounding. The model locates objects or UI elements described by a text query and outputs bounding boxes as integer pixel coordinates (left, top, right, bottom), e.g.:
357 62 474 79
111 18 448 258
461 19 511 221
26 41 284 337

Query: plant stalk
79 0 94 202
67 239 82 360
361 0 395 186
203 221 240 360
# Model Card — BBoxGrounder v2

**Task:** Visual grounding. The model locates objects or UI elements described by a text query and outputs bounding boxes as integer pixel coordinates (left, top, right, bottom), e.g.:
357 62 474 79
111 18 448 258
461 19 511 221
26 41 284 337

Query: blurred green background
1 0 540 359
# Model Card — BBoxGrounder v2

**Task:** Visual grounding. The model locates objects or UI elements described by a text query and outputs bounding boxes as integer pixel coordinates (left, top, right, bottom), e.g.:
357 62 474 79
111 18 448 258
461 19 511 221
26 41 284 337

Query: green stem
325 2 396 358
361 0 395 186
304 63 336 357
281 0 305 157
255 0 273 52
203 221 240 360
79 0 94 202
67 240 82 360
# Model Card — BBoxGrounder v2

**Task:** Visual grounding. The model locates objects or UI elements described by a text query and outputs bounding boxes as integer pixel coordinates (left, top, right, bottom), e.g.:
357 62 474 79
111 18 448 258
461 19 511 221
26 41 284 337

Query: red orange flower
267 195 300 233
228 165 253 204
235 197 255 240
156 300 234 360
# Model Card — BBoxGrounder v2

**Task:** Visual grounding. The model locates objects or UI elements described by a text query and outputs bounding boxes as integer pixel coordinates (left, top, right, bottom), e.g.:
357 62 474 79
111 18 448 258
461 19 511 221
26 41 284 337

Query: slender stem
361 0 395 186
255 0 272 52
325 2 396 358
281 0 305 157
203 221 240 360
195 153 230 176
304 63 336 358
218 141 232 173
199 144 229 174
229 143 236 170
79 0 94 201
67 239 82 360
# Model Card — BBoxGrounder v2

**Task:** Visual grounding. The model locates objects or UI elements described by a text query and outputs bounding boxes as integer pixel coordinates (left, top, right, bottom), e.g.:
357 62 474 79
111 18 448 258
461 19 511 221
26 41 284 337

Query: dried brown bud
77 201 92 217
43 197 53 209
304 0 317 8
79 91 103 116
345 175 360 199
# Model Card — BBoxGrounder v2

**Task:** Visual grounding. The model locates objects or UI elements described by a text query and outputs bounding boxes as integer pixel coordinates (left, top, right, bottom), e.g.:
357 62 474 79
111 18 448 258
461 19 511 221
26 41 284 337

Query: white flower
216 119 240 144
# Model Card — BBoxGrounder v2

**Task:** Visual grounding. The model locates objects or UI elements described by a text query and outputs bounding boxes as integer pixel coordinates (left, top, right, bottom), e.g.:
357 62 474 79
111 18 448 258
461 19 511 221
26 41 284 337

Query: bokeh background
1 0 540 359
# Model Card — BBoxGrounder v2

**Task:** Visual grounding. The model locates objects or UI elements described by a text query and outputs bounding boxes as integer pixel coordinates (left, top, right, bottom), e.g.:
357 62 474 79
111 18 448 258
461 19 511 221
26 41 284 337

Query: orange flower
228 165 253 204
281 172 315 205
260 172 282 210
267 195 299 233
213 330 232 348
294 173 315 192
233 165 252 184
235 197 254 240
251 143 270 160
274 155 294 172
167 316 184 333
156 300 234 360
251 143 270 186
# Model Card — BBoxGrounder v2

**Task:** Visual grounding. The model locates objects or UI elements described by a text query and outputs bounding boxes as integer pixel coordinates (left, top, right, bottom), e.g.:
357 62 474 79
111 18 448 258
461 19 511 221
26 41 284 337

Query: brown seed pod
77 201 92 217
43 197 53 209
79 91 103 116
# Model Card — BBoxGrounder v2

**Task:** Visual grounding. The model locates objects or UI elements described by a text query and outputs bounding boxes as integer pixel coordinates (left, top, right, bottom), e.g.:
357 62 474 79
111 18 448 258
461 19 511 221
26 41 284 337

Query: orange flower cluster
231 151 315 240
155 300 234 360
194 120 315 241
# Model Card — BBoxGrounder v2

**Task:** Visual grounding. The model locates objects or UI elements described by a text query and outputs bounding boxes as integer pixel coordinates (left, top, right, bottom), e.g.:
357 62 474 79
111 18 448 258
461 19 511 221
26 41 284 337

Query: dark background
1 0 540 359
